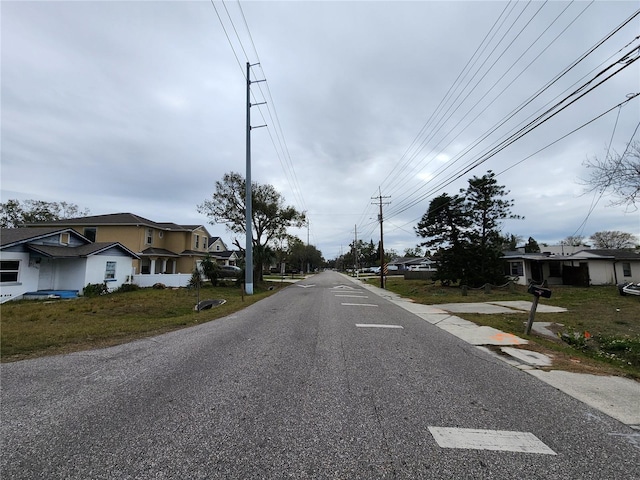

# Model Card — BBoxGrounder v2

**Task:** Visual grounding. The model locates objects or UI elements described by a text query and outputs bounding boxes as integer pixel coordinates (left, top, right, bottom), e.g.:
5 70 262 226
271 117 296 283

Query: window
159 231 164 238
216 244 221 252
105 261 116 280
60 232 70 244
84 227 97 242
509 261 523 276
146 229 153 245
195 235 200 249
549 262 562 277
623 262 632 277
1 260 20 283
203 237 207 250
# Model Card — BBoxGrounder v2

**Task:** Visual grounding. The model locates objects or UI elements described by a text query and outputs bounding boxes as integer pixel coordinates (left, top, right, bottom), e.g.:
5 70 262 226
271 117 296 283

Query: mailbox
528 284 552 298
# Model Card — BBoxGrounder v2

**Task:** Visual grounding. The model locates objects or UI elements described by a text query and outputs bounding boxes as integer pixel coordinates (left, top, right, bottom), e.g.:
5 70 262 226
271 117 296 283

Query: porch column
172 260 176 274
150 258 157 274
161 259 167 274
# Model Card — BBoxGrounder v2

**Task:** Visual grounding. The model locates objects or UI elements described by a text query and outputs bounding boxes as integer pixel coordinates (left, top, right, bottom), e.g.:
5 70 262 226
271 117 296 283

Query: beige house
27 213 215 276
208 237 239 266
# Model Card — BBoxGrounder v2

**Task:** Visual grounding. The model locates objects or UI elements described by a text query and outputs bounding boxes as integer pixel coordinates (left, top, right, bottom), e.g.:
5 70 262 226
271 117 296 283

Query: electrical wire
384 15 639 220
208 0 309 235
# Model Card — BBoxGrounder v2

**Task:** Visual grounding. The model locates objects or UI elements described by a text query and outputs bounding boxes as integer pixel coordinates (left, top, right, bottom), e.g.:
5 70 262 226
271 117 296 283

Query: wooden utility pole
372 188 391 289
353 224 358 276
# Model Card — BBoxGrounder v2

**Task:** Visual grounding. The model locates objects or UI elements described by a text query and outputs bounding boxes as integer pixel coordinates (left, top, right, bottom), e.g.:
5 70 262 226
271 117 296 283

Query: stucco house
1 227 138 303
26 213 215 276
208 237 239 266
503 249 640 287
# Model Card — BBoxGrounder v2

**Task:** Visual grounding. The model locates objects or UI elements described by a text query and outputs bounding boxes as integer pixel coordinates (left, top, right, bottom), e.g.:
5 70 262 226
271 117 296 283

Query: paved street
1 270 638 479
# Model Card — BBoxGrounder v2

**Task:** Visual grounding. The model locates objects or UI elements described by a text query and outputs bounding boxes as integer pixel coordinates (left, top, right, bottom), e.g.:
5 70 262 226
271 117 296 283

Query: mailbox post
524 284 552 335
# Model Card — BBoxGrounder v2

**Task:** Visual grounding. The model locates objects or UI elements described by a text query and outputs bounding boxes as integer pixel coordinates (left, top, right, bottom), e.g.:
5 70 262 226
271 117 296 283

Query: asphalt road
2 270 638 479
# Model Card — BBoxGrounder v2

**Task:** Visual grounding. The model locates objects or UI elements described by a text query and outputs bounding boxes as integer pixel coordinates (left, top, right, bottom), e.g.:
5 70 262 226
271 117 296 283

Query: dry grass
373 278 640 379
1 283 281 362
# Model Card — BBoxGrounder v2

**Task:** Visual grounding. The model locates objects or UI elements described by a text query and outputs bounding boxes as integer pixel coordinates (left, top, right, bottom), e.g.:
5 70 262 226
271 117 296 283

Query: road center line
356 324 403 329
341 303 378 307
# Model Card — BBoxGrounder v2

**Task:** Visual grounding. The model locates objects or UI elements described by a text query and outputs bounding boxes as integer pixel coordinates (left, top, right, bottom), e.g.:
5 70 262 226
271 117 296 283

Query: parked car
219 265 242 278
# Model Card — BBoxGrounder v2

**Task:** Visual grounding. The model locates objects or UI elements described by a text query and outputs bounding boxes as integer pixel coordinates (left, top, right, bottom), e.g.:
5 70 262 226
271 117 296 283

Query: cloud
2 1 638 261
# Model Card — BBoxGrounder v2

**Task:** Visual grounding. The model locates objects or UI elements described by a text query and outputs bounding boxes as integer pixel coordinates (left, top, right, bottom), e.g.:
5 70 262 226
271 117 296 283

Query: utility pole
372 188 391 289
245 62 266 295
354 224 358 277
306 217 310 274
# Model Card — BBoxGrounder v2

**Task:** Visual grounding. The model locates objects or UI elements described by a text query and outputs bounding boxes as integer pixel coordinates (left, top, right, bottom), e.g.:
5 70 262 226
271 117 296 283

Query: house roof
140 247 180 257
1 228 138 258
503 249 640 262
211 250 237 259
390 256 432 265
1 227 88 248
24 212 211 235
27 242 139 259
572 249 640 261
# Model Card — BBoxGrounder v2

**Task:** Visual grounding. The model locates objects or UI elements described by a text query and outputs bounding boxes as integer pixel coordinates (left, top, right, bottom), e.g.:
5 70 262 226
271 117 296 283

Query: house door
530 261 544 283
563 263 590 287
37 259 55 290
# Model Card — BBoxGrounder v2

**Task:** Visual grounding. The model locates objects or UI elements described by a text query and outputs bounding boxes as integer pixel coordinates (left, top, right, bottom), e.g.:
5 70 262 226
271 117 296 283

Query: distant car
409 262 437 271
219 265 242 277
370 266 381 274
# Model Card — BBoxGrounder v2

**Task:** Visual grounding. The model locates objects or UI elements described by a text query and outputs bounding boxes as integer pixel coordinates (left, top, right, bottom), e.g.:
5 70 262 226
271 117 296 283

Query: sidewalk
349 276 640 428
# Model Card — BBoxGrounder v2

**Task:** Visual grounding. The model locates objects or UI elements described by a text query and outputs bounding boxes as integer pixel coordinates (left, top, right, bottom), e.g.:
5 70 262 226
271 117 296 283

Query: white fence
132 273 192 288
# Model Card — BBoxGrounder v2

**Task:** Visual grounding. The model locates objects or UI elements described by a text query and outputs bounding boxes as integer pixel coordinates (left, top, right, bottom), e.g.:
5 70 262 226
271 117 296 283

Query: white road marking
297 284 315 288
335 294 369 298
428 427 556 455
356 324 404 329
341 303 378 307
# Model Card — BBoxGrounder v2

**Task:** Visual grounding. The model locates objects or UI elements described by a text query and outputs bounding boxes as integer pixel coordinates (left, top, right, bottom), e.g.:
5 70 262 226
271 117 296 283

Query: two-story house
27 213 214 276
208 237 239 266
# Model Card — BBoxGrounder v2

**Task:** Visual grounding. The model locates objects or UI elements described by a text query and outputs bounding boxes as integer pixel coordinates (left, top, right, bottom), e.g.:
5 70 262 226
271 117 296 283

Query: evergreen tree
415 193 470 284
524 237 541 253
416 171 520 287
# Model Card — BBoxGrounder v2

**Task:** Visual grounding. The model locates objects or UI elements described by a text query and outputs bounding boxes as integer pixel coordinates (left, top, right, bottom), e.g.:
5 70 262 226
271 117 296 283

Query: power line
385 22 639 220
208 0 308 218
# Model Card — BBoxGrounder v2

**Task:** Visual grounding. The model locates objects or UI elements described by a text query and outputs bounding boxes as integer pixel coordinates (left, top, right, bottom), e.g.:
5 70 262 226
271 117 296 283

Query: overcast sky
2 0 639 260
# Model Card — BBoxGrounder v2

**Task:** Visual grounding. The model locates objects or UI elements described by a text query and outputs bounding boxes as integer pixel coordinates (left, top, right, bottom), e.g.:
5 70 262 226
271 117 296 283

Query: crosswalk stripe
428 427 556 455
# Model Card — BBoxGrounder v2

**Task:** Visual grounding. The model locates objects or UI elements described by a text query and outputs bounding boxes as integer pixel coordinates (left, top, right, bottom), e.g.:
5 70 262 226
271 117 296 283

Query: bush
116 283 140 293
152 283 166 290
200 255 220 286
83 283 109 297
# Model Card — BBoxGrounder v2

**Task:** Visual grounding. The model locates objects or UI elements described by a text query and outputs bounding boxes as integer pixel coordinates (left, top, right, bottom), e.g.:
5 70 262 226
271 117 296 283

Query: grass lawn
368 277 640 379
1 282 281 362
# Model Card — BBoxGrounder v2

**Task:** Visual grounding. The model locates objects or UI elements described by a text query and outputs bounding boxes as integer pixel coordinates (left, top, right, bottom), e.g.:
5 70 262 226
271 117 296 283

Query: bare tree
561 235 585 247
582 141 640 211
589 231 638 249
1 199 89 228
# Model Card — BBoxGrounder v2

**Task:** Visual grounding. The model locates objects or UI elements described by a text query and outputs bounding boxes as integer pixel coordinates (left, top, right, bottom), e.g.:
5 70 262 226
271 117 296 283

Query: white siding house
503 249 640 287
1 228 139 303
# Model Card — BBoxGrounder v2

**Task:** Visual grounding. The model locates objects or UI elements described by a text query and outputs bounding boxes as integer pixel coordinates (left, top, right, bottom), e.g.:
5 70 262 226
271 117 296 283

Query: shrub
116 283 140 293
188 269 203 289
83 283 109 297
